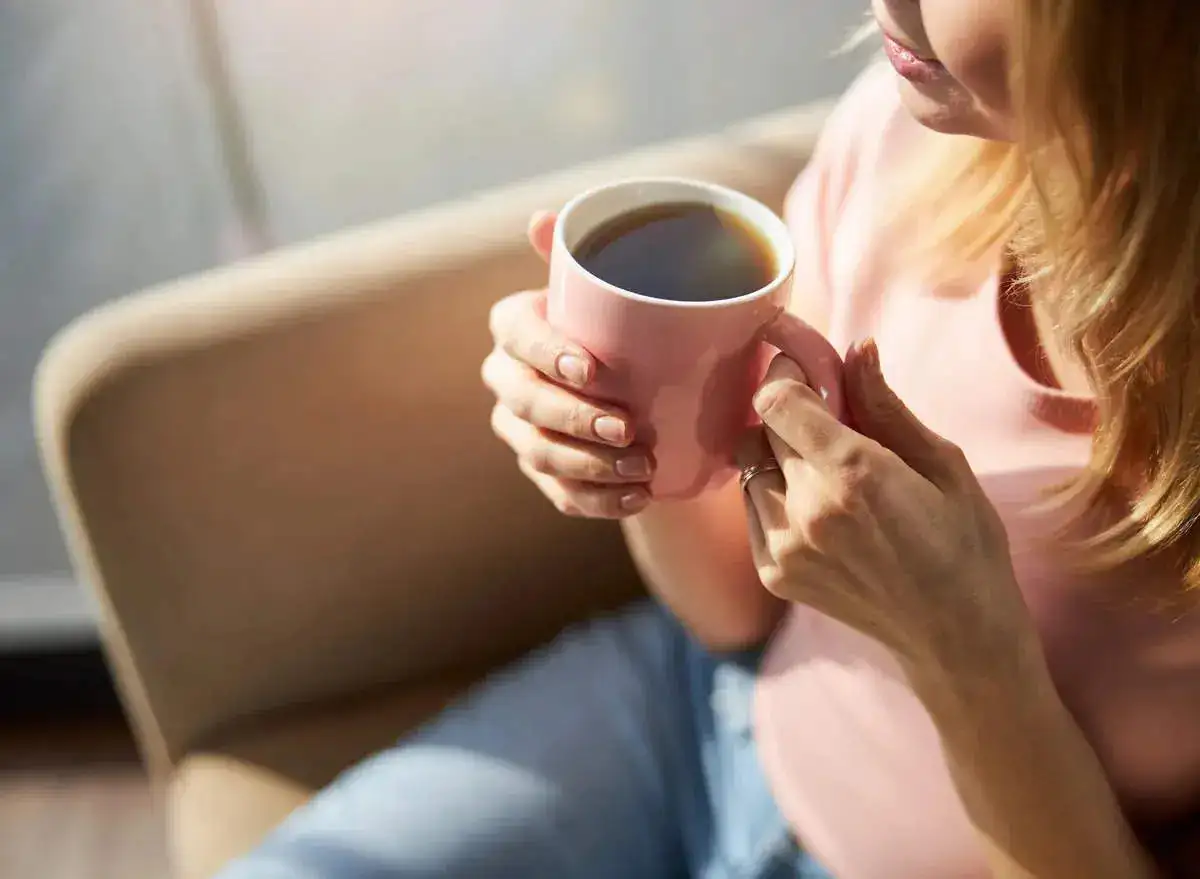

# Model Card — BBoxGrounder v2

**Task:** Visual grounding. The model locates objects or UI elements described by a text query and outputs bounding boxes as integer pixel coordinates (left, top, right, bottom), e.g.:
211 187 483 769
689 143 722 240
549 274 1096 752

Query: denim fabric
217 601 832 879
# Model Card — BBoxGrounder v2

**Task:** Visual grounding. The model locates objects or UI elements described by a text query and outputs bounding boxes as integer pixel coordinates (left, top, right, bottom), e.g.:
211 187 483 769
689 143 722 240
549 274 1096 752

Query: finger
742 486 776 583
491 405 652 484
736 428 791 573
764 428 834 543
764 426 804 490
736 428 789 527
748 431 840 604
527 211 557 263
482 350 633 446
845 338 968 491
517 458 651 519
761 310 847 424
736 434 776 581
753 353 868 469
488 290 594 388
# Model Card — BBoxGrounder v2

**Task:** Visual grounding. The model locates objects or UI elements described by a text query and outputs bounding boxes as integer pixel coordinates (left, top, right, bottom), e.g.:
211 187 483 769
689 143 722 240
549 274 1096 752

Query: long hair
894 2 1200 589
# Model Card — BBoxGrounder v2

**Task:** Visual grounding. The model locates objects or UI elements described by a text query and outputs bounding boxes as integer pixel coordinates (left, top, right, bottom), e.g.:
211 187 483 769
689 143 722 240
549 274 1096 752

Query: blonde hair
898 2 1200 590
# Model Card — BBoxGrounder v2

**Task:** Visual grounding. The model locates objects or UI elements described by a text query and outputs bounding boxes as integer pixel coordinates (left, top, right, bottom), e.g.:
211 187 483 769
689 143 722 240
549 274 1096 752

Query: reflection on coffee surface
573 202 776 302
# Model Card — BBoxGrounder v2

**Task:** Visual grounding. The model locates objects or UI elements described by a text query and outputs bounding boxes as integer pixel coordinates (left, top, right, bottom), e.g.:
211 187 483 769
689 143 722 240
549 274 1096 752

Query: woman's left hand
741 338 1039 690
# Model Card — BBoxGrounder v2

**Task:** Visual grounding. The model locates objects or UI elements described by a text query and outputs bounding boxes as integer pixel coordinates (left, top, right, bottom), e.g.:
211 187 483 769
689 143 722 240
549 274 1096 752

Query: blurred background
0 1 864 875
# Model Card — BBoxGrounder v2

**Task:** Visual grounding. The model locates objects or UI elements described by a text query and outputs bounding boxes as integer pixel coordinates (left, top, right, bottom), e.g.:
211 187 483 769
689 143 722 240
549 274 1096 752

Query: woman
220 2 1200 876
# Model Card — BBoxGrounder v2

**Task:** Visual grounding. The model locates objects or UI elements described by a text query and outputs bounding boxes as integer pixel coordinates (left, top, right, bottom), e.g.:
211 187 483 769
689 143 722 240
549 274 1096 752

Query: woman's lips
881 33 947 83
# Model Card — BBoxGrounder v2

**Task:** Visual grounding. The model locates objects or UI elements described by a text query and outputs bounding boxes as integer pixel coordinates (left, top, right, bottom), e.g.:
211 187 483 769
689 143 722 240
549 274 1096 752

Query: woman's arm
913 653 1160 879
617 300 831 653
621 483 785 651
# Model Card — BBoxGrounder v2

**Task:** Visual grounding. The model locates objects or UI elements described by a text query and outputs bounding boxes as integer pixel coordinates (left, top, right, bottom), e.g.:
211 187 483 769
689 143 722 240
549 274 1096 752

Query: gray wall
0 1 866 636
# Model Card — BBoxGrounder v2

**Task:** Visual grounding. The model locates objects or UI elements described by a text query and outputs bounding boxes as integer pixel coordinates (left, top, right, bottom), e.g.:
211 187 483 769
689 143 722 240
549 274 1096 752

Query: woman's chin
893 76 1011 141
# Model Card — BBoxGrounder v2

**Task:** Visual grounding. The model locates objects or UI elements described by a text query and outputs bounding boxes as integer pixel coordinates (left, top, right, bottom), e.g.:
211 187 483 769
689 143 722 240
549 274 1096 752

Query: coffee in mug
572 202 778 304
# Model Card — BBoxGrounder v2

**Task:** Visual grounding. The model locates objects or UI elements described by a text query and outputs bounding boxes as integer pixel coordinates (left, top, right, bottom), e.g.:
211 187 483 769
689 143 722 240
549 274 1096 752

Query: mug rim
553 176 797 310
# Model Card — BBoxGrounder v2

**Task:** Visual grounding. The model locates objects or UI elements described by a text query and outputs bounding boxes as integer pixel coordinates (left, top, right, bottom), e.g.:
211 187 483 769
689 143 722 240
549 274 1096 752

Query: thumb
527 211 557 263
847 338 964 490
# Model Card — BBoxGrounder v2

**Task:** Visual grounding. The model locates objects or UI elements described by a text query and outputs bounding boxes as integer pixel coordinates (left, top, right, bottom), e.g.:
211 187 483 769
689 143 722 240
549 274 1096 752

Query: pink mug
548 177 845 501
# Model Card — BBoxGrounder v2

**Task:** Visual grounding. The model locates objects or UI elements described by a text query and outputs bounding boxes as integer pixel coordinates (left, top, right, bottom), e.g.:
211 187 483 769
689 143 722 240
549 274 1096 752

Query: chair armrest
34 101 830 773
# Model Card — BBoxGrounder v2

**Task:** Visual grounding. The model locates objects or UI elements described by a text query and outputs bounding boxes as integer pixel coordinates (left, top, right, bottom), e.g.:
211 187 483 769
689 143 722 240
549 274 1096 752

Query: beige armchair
34 101 829 879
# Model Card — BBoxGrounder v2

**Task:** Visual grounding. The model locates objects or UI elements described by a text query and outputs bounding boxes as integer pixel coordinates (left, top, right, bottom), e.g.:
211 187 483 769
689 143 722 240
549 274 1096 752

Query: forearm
620 300 828 651
621 480 785 651
913 654 1157 879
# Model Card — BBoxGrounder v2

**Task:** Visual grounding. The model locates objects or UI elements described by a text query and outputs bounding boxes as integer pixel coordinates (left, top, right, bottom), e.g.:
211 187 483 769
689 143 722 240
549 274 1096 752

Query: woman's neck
1001 266 1092 395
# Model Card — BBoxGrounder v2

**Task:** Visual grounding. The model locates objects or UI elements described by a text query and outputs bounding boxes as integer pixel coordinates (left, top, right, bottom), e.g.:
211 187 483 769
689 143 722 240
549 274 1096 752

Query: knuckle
496 331 540 370
517 457 543 486
758 564 789 597
831 435 870 471
508 390 536 423
595 490 632 519
840 464 875 500
490 405 517 446
776 541 809 574
763 353 793 384
753 381 788 419
524 442 554 475
490 289 541 337
869 388 906 417
940 440 970 470
530 337 557 370
551 493 583 517
496 331 521 362
819 492 855 522
765 528 795 564
832 441 880 495
581 452 615 482
487 295 516 341
800 497 851 546
801 516 836 549
480 350 510 392
563 404 596 438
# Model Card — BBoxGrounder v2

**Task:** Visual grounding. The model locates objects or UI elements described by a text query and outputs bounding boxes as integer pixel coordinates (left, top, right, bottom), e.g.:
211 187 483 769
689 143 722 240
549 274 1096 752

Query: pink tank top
755 65 1200 878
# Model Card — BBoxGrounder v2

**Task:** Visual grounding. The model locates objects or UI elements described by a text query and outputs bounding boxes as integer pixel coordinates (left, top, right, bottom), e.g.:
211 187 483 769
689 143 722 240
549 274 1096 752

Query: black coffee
573 202 776 302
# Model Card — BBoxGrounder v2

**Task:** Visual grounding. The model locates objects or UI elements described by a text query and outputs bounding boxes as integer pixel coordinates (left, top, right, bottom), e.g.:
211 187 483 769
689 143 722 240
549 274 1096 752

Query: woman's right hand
482 212 654 519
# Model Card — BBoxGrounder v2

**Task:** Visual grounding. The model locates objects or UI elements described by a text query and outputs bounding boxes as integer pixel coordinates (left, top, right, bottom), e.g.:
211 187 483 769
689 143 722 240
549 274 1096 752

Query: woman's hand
483 213 654 519
743 342 1169 879
740 338 1039 689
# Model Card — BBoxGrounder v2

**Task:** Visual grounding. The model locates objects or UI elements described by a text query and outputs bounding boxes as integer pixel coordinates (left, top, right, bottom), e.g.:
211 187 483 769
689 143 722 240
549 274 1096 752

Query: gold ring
738 460 783 492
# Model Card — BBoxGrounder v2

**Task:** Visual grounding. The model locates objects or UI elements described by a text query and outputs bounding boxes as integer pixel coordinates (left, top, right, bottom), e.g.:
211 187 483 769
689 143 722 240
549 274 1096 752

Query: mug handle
760 311 848 424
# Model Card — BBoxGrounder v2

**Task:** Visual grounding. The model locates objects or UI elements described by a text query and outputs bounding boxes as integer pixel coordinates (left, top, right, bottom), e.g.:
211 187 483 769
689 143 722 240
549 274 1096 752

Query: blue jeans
216 602 832 878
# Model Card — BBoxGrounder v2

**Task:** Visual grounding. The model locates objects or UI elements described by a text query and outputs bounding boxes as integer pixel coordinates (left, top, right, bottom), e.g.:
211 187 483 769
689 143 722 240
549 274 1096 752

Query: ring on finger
739 459 783 492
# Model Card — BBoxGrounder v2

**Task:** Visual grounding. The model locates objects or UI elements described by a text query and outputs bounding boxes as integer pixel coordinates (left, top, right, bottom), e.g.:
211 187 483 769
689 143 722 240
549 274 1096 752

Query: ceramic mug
548 177 845 501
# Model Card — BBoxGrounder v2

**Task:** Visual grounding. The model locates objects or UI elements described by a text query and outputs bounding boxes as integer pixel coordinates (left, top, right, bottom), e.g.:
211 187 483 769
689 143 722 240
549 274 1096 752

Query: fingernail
621 490 650 512
616 455 652 479
860 337 881 374
594 416 628 445
556 354 590 386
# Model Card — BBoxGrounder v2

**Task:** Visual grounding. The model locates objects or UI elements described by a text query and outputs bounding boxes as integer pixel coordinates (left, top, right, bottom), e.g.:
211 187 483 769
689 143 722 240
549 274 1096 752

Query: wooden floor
0 714 168 879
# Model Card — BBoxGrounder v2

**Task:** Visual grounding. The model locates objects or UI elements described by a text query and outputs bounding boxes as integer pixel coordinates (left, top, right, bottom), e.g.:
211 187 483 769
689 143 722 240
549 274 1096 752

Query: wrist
904 622 1054 735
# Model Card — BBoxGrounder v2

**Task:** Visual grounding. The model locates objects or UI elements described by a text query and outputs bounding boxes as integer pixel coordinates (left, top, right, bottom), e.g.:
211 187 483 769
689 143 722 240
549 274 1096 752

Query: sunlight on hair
883 0 1200 594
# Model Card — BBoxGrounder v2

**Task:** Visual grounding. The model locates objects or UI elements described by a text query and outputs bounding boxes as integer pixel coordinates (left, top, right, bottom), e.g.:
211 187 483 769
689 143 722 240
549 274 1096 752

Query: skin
484 3 1179 874
872 0 1015 140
